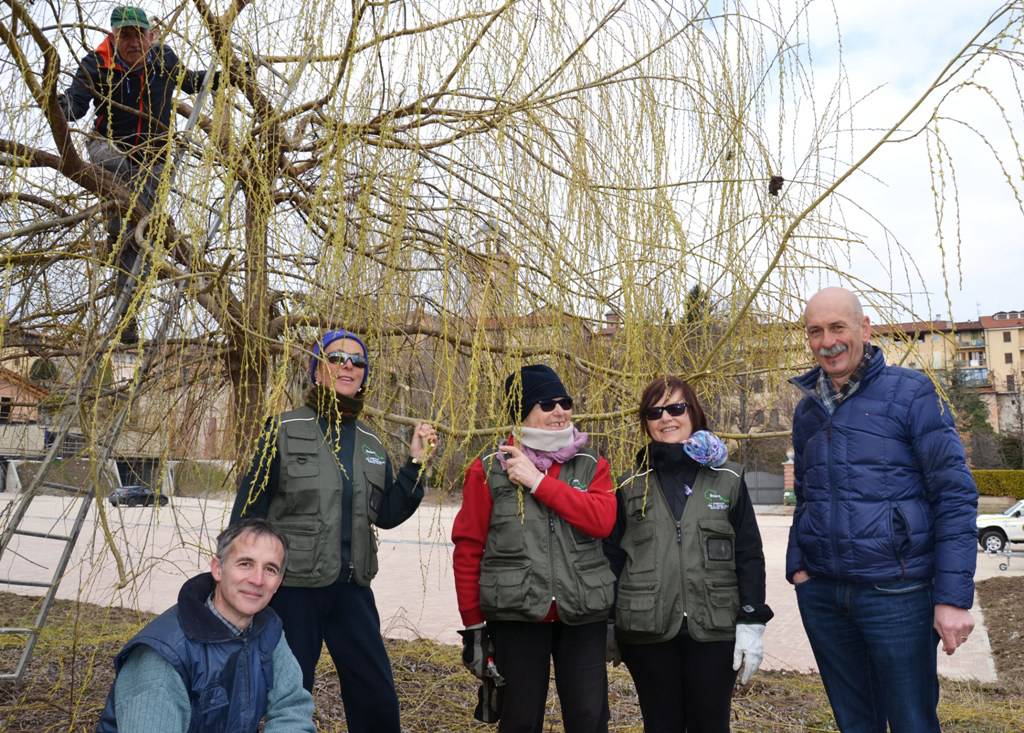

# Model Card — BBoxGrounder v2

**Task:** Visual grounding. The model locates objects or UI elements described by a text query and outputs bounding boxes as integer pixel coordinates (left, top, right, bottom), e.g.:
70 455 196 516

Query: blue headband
309 329 369 387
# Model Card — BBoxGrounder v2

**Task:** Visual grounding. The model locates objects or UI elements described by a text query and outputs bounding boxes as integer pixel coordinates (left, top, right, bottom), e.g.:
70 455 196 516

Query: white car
977 499 1024 553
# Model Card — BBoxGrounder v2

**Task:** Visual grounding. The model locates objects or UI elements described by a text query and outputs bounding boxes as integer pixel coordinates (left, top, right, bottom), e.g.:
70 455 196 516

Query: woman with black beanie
230 328 437 733
452 364 617 733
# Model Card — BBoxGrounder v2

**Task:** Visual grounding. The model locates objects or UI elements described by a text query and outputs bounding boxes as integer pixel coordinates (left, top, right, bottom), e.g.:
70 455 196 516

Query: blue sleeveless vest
96 573 282 732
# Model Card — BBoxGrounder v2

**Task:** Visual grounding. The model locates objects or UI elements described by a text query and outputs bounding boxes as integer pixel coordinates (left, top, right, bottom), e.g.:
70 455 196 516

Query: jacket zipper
548 512 557 606
826 419 840 577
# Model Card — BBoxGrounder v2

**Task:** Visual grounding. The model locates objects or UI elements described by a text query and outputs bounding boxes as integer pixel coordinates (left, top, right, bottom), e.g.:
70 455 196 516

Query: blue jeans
795 576 940 733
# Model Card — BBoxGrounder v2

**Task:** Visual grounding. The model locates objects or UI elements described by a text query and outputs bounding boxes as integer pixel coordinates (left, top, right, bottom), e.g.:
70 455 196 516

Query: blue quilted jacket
785 347 977 609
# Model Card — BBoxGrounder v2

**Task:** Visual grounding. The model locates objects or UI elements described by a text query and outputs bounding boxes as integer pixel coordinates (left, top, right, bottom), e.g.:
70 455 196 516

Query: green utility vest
615 461 744 643
479 447 615 625
266 406 387 588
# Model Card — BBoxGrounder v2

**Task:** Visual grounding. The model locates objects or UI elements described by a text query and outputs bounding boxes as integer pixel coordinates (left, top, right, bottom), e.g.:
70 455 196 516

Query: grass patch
171 460 233 499
1 582 1022 731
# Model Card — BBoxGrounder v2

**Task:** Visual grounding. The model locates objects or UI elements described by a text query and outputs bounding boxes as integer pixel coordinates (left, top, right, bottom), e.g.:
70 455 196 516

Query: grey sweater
111 632 314 732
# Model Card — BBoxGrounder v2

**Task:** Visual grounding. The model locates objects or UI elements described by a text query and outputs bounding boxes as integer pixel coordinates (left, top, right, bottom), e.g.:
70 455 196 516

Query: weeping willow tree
2 1 1024 527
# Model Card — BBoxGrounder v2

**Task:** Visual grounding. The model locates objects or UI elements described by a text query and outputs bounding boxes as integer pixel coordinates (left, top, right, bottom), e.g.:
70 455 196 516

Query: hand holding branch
499 444 544 490
410 423 438 464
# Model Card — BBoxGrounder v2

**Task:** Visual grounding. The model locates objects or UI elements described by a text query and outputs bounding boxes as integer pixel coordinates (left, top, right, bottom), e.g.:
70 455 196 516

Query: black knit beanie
505 364 570 421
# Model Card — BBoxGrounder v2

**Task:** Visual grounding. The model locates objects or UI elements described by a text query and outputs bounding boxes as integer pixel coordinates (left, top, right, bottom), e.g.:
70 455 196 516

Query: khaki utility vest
615 461 744 643
267 406 386 588
479 447 615 624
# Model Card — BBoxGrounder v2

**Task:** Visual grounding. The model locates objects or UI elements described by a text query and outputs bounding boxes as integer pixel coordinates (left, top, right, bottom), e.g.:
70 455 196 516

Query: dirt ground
1 577 1023 732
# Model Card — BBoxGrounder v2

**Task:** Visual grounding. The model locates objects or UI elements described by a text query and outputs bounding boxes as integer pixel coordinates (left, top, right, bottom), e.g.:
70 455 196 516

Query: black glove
458 625 488 680
606 621 622 667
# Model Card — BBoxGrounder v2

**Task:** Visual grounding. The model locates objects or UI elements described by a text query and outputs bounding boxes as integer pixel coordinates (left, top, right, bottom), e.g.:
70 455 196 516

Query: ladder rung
0 578 53 588
13 529 71 541
0 628 36 635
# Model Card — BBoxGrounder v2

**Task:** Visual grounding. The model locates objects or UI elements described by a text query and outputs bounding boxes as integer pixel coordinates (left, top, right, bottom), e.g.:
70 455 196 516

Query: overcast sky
798 1 1024 322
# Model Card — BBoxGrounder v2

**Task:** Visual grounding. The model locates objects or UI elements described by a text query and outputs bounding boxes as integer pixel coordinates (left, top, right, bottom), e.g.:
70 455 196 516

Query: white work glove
732 623 765 684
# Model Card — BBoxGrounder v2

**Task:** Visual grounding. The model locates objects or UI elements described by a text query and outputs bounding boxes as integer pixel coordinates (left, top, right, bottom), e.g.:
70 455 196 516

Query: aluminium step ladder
0 68 220 684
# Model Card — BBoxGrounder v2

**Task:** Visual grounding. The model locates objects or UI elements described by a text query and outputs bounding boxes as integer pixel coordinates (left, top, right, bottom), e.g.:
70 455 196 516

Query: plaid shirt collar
816 344 876 414
206 593 245 637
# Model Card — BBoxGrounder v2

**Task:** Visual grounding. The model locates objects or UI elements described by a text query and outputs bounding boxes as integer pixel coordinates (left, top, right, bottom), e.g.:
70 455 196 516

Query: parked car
976 498 1024 553
109 485 168 508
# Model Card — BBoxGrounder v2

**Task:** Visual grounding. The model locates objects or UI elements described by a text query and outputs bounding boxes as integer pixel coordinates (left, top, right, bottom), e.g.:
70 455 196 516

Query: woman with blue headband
230 328 437 733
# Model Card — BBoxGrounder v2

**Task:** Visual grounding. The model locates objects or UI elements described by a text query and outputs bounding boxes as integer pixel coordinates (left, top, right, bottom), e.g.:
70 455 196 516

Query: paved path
0 496 1012 682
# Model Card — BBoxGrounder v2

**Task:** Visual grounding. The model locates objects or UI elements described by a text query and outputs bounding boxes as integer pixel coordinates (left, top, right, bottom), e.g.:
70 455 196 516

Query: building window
1009 374 1017 392
1004 331 1012 343
0 397 11 423
1006 353 1014 364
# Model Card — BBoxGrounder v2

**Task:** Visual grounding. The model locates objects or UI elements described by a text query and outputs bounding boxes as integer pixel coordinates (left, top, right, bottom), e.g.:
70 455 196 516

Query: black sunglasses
538 397 574 412
643 401 688 421
324 351 368 368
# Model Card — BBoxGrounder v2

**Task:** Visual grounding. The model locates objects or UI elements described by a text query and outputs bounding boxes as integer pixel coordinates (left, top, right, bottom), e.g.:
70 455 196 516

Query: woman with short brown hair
605 375 772 732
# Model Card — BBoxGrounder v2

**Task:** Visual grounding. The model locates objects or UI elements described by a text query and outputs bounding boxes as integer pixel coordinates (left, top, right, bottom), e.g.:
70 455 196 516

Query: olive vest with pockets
479 446 615 625
615 460 744 643
267 406 386 588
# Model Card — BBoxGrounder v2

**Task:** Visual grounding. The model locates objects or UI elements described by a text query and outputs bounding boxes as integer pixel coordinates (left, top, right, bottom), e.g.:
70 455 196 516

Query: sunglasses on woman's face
324 350 368 369
643 402 688 421
538 397 574 412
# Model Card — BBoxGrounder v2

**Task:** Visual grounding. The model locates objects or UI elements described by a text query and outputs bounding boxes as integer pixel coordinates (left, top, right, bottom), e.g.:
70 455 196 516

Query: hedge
972 470 1024 499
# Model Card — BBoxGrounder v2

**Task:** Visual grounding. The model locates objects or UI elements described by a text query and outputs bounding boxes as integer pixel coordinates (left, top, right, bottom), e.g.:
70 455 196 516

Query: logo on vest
704 489 730 511
568 478 588 492
362 446 386 465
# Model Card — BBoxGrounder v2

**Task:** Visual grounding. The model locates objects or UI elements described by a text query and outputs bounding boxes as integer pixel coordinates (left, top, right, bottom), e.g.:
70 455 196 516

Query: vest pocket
570 526 599 547
285 456 320 479
364 526 379 581
570 559 614 617
275 523 318 577
623 520 657 575
486 515 526 557
615 581 661 634
196 684 229 725
698 519 736 571
702 579 739 631
281 488 320 515
479 562 531 615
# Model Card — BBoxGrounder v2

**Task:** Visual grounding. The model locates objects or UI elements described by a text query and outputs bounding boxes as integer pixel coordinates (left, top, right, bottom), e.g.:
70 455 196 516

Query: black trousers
271 580 400 733
620 630 737 733
488 619 609 733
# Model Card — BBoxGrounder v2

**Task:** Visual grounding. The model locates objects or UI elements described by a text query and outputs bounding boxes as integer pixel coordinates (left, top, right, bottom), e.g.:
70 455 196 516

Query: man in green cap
58 6 219 344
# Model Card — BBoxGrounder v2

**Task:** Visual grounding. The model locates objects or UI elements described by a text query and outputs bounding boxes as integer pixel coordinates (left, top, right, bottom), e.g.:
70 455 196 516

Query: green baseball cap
110 6 150 30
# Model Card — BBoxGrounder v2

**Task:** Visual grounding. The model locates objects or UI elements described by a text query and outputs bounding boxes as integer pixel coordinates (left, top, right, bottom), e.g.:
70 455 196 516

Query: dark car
108 485 168 508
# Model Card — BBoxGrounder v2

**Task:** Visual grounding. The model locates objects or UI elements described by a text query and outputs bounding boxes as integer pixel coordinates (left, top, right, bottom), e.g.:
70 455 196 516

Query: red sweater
451 446 616 627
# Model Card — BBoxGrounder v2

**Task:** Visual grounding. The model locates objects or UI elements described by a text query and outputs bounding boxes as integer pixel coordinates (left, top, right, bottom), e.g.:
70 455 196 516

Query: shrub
172 460 233 498
973 470 1024 499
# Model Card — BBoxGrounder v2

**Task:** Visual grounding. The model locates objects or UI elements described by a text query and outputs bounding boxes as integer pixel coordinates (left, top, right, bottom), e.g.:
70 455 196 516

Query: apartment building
870 310 1024 434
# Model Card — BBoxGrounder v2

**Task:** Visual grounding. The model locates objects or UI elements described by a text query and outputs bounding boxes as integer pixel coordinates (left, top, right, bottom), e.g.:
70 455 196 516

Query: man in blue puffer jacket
96 519 314 732
786 287 977 733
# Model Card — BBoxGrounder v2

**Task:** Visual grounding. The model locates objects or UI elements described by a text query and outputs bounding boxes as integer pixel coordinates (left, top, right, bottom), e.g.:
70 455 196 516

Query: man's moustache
817 343 848 358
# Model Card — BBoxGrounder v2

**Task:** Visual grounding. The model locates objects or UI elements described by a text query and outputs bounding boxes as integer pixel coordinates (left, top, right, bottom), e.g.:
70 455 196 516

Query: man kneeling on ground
96 519 314 732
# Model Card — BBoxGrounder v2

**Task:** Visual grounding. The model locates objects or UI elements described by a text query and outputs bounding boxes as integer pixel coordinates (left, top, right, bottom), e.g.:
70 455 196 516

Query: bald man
786 287 977 733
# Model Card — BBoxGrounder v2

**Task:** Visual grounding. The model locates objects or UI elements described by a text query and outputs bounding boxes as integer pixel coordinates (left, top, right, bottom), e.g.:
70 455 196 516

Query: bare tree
1 0 1024 495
